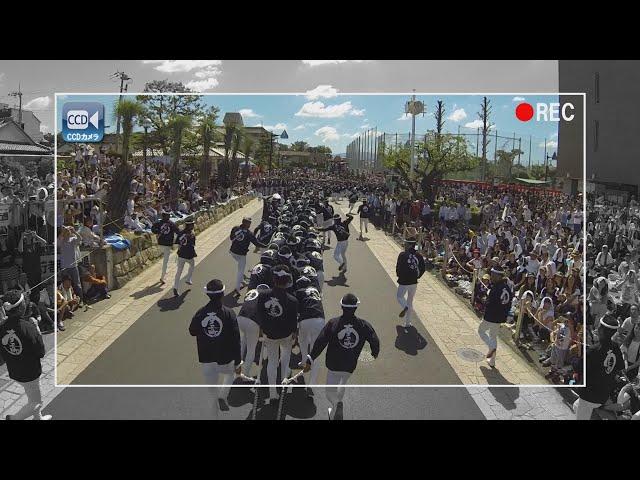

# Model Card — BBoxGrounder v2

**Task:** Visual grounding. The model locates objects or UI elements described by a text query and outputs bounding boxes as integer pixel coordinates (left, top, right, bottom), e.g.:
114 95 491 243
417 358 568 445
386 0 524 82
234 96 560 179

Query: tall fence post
513 297 526 346
470 268 478 306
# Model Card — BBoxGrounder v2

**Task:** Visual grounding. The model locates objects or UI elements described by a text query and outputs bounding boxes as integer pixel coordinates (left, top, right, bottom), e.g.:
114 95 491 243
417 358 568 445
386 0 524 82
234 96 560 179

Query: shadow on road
479 365 514 386
487 386 520 410
326 274 349 287
157 290 191 311
394 325 428 355
130 283 164 300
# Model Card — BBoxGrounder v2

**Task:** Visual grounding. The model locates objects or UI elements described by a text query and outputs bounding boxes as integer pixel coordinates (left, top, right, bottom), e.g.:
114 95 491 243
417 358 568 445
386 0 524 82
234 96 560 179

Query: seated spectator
78 216 105 248
81 264 110 303
57 274 80 331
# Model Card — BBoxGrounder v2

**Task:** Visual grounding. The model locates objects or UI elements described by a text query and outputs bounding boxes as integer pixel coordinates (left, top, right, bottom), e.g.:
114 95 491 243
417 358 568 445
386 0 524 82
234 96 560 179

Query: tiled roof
0 142 53 154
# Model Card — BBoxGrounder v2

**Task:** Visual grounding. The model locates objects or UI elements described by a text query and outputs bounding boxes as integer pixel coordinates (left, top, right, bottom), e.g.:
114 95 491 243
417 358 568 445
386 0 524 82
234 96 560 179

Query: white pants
173 257 194 290
237 315 260 377
201 361 235 418
326 370 352 406
334 240 348 267
265 335 293 397
299 317 325 385
160 245 173 281
478 320 500 351
360 218 369 236
316 270 324 293
230 252 247 291
396 283 417 324
11 378 46 420
573 397 602 420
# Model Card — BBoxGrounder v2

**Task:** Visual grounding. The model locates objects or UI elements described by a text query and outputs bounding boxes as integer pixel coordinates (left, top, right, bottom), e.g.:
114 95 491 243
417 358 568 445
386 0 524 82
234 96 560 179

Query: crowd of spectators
0 157 55 335
343 179 585 385
55 150 254 330
586 192 640 383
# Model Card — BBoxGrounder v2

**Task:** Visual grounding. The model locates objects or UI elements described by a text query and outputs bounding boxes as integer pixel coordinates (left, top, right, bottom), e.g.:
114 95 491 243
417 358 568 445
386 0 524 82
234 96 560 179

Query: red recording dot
515 102 534 122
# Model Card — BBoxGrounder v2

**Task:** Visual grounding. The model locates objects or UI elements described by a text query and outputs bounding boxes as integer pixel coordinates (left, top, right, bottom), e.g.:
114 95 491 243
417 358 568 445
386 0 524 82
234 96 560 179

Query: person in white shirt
124 213 146 233
77 216 104 248
595 245 614 270
126 193 135 216
486 228 497 251
522 205 532 223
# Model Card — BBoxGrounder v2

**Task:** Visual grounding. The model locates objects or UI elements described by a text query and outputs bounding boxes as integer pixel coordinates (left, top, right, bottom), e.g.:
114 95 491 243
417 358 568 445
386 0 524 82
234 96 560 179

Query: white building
0 103 44 143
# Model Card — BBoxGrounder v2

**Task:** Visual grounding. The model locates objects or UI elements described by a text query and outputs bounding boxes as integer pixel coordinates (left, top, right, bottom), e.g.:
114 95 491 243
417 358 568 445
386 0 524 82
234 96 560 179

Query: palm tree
106 99 145 230
168 114 193 208
199 108 218 192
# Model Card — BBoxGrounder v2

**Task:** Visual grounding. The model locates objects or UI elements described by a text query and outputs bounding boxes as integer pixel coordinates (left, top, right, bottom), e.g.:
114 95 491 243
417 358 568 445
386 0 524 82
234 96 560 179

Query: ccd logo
62 102 104 142
66 110 99 130
515 102 574 122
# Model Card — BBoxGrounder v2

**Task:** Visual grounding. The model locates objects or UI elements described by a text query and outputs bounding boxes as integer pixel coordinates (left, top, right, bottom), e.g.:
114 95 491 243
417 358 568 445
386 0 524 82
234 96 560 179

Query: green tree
495 148 524 181
107 99 145 228
137 81 204 156
168 115 193 206
291 140 309 152
198 107 219 191
382 100 477 202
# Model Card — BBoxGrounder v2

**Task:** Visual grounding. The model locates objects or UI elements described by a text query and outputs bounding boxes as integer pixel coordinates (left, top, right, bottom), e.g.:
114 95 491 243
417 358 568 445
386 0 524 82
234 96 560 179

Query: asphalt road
46 208 486 419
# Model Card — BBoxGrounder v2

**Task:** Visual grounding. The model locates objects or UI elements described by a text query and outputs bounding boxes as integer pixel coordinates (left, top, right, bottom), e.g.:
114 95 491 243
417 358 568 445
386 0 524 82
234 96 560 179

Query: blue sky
56 91 563 165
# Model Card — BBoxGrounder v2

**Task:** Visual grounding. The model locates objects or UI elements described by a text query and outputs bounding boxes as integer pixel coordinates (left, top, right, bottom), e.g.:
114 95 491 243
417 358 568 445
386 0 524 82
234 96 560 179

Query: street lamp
142 118 152 195
545 151 557 183
268 128 288 174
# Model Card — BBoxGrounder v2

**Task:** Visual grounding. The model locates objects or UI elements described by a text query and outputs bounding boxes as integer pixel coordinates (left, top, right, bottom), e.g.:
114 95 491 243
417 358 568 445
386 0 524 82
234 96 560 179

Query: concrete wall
559 60 640 189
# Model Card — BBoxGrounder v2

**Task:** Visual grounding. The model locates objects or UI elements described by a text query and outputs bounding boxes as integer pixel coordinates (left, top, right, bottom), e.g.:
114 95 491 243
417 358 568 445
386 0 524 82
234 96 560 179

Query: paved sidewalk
56 198 262 385
336 201 546 385
0 342 62 419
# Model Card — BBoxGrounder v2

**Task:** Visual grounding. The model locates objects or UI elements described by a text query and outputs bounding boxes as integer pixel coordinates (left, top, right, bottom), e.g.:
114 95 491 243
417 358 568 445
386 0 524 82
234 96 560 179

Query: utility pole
111 71 131 152
8 84 23 129
410 92 416 177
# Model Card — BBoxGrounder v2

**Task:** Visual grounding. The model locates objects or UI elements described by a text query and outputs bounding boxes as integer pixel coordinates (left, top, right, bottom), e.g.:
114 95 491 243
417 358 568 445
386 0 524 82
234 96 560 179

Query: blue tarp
104 234 131 251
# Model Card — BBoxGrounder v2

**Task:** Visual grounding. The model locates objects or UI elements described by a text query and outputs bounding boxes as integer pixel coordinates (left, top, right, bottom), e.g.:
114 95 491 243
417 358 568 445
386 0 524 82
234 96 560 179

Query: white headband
599 317 619 330
4 294 24 312
204 285 225 294
340 298 361 308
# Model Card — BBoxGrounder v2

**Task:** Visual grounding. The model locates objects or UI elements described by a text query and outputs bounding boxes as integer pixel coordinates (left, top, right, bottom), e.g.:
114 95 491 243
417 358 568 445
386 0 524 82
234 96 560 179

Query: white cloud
304 84 338 100
239 108 260 118
185 77 219 92
143 60 221 73
143 60 222 92
539 140 558 148
185 78 219 91
360 124 370 129
262 123 287 132
448 108 467 122
294 125 306 130
397 113 411 121
512 96 526 102
464 119 496 130
301 60 368 67
296 101 365 118
315 126 340 143
24 96 50 110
